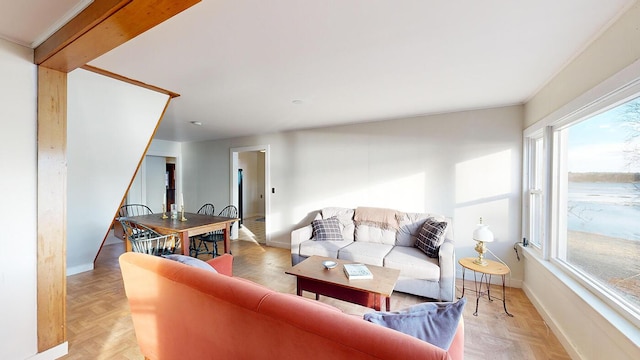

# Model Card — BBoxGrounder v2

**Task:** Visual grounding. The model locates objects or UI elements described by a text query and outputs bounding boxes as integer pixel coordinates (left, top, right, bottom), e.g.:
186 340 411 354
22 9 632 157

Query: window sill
520 244 640 347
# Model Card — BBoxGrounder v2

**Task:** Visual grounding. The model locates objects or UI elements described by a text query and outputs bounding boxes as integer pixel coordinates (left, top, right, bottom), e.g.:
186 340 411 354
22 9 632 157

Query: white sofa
291 207 456 302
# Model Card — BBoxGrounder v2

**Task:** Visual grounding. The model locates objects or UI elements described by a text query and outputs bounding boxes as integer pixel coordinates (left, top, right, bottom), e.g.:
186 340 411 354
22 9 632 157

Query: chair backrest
218 205 238 218
119 219 180 256
197 203 215 216
118 204 153 217
209 205 239 236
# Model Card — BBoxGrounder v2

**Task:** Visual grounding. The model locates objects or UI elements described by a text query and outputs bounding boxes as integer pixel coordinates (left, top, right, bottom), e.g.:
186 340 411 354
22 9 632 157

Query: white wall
67 69 170 274
0 39 39 359
181 139 231 212
128 155 168 213
148 139 182 209
145 156 167 213
522 3 640 359
182 105 524 284
523 249 639 360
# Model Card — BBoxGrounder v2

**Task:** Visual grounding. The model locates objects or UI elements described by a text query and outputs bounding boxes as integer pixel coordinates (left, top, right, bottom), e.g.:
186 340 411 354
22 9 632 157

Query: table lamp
473 217 494 266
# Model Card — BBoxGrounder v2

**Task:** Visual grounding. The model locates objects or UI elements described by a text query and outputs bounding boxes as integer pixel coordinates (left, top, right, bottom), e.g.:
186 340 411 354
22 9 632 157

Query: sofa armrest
291 224 313 255
438 239 456 301
206 254 233 276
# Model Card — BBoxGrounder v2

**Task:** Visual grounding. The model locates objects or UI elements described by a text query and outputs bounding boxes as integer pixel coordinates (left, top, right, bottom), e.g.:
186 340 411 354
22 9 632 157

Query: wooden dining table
122 212 239 256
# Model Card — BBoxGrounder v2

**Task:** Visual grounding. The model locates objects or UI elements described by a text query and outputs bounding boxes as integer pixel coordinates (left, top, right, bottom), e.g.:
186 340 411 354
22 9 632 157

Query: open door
231 145 269 244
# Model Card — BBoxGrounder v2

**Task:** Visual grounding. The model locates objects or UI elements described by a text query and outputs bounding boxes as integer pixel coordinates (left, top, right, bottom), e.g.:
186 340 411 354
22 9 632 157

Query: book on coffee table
343 263 373 280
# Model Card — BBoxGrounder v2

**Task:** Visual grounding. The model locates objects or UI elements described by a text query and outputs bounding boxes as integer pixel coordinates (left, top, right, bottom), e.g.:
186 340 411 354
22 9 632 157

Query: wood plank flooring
62 226 570 359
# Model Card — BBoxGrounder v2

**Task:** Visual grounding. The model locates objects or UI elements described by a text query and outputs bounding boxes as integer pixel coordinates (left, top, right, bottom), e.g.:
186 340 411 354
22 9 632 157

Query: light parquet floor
63 235 570 359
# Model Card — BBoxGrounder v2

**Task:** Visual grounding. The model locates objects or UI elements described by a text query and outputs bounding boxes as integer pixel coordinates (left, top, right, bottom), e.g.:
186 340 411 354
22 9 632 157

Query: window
554 97 640 317
525 135 545 249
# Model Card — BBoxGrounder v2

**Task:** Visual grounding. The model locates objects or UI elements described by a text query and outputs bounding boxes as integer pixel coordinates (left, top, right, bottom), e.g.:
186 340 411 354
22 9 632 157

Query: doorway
230 145 269 244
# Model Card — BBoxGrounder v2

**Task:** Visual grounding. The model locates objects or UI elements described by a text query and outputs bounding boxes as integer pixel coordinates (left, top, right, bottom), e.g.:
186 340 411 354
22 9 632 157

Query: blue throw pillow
162 254 217 273
363 297 465 350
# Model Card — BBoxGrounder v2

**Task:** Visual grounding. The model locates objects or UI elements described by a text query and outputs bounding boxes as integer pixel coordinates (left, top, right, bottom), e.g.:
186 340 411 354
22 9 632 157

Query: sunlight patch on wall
293 172 426 216
453 197 511 260
455 149 512 204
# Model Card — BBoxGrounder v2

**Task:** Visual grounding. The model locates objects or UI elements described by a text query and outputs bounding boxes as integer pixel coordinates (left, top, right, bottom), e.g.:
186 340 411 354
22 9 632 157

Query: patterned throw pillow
312 217 344 241
415 218 448 258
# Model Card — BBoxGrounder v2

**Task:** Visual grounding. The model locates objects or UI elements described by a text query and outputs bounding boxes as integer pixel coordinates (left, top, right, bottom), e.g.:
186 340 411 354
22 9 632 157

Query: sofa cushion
384 246 440 280
415 218 448 258
312 217 344 241
337 242 393 266
363 297 466 350
321 207 355 241
299 239 354 259
355 224 396 245
162 254 217 273
396 212 441 247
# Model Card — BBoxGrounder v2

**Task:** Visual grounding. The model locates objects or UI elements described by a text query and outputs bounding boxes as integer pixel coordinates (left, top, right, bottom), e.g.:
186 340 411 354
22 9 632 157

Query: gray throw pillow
162 254 217 273
415 218 448 258
311 216 343 241
363 297 466 350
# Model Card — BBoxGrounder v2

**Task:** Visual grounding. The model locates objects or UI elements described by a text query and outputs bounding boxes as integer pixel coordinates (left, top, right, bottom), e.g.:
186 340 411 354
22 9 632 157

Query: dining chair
193 205 238 258
114 204 154 239
189 203 216 257
120 219 180 256
118 204 153 217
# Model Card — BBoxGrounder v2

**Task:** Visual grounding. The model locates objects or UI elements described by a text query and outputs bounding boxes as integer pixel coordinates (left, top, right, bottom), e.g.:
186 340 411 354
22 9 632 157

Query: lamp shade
473 223 494 243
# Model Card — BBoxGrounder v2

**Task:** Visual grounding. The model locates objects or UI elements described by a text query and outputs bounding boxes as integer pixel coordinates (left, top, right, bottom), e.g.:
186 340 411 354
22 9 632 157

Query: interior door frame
230 144 270 243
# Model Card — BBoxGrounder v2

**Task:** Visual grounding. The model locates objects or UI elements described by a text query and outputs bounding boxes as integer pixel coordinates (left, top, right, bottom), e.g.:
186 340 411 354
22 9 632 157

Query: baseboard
27 342 68 360
267 239 289 249
66 263 94 276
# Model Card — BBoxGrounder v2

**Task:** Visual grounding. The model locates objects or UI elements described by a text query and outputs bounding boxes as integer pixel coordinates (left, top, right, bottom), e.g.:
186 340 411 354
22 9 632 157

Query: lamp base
474 240 489 266
473 258 488 266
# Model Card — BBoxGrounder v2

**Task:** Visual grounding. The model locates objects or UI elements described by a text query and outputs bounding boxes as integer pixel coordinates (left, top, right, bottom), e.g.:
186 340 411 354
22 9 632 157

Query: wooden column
34 0 199 353
37 66 67 351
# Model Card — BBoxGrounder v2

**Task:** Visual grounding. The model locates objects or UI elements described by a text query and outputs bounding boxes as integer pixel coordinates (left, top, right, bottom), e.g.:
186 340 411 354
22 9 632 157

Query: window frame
523 78 640 328
522 131 545 251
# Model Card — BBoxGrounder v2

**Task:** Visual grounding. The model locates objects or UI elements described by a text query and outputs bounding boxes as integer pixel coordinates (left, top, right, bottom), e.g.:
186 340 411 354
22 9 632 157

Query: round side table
458 257 513 317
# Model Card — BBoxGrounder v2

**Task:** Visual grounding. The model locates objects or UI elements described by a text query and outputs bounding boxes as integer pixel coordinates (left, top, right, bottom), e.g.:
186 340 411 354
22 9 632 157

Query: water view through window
564 97 640 311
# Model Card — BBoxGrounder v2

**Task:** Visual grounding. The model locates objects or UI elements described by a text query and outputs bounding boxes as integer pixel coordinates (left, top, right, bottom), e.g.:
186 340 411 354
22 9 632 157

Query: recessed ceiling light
190 121 203 126
292 99 304 105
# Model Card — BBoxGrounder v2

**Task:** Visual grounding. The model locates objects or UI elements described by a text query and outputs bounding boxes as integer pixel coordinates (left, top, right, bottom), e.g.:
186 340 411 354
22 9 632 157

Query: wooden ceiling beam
35 0 201 72
35 0 131 66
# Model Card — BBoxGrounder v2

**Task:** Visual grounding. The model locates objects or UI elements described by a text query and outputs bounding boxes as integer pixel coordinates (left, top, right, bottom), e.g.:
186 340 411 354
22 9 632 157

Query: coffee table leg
373 294 381 311
386 296 391 311
296 279 302 296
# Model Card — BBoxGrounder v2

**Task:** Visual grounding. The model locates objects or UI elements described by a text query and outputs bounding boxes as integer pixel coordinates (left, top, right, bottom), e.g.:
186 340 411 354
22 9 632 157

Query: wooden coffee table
286 255 400 311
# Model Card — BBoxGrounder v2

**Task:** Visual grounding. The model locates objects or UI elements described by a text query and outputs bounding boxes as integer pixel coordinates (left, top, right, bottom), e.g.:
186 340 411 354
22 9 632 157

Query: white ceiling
1 0 636 142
